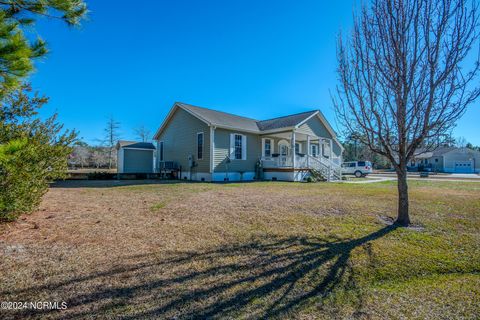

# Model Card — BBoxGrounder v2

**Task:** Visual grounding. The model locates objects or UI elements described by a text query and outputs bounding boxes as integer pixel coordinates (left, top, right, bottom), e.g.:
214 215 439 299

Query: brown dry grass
0 180 479 319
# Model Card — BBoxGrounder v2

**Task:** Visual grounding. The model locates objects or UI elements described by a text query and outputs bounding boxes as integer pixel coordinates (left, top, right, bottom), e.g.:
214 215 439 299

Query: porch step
309 168 341 182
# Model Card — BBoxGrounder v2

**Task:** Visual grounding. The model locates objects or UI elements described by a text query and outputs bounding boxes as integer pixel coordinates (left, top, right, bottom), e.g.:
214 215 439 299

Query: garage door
454 161 473 173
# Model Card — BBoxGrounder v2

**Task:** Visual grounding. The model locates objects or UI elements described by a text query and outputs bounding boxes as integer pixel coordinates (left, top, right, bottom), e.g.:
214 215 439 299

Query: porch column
306 135 311 167
291 131 296 168
329 138 333 160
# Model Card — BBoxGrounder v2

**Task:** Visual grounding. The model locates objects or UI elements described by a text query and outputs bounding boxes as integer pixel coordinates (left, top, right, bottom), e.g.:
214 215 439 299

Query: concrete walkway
342 176 396 184
342 173 480 184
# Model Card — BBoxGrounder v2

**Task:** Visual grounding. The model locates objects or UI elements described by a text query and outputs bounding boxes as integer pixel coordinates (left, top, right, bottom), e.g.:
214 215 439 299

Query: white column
291 131 296 168
210 126 215 174
329 138 333 160
306 135 311 167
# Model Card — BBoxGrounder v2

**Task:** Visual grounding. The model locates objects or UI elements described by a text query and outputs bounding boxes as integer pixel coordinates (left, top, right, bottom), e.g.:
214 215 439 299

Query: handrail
307 155 342 181
260 155 342 181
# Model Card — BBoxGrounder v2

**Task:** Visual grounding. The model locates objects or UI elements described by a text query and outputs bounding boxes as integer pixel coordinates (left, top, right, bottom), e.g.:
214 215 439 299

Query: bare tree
91 148 109 169
455 136 468 148
103 116 120 169
70 145 90 168
134 124 151 142
333 0 480 226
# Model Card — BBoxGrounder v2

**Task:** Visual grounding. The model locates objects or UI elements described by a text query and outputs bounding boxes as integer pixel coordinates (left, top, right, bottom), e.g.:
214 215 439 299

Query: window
234 134 242 159
323 143 330 157
357 161 366 166
230 134 246 160
159 141 164 161
295 143 301 154
197 132 204 160
263 138 272 157
311 145 318 157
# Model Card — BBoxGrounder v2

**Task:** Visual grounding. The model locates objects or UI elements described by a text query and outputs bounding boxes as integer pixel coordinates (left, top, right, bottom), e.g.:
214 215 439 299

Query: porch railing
261 155 342 181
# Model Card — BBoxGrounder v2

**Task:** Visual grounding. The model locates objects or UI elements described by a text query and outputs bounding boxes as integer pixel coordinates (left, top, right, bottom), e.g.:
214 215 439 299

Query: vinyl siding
260 136 323 157
429 156 444 172
123 149 154 173
156 108 210 173
298 117 342 157
443 149 480 173
213 128 261 172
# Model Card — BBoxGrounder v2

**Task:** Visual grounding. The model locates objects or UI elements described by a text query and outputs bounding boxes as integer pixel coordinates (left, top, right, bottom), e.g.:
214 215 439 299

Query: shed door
454 161 473 173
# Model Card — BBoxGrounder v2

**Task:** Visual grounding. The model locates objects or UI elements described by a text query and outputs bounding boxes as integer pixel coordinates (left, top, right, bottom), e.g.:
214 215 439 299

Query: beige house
410 147 480 173
153 102 344 182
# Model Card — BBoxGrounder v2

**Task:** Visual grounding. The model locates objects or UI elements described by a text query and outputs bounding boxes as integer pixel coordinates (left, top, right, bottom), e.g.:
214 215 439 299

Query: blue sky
30 0 479 145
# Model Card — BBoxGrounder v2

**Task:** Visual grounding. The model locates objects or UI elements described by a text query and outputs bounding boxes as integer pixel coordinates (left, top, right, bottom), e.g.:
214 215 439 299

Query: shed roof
116 140 156 150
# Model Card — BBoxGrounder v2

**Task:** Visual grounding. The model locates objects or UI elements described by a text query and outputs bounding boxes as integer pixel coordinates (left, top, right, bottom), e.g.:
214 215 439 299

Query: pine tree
0 0 87 95
0 1 87 220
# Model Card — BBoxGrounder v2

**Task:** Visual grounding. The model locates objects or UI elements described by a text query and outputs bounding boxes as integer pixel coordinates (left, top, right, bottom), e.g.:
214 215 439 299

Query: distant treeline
69 142 117 169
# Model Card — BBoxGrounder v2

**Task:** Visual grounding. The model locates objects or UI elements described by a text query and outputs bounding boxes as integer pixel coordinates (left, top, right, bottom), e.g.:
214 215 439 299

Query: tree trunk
396 167 410 226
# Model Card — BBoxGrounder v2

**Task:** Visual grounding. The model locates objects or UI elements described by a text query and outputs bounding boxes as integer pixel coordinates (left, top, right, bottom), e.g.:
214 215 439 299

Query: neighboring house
116 141 156 173
153 102 344 182
409 147 480 173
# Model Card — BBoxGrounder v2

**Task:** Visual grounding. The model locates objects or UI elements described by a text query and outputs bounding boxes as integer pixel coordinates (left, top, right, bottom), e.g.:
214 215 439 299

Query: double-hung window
311 144 318 157
197 132 204 160
263 138 272 157
230 133 247 160
234 134 242 160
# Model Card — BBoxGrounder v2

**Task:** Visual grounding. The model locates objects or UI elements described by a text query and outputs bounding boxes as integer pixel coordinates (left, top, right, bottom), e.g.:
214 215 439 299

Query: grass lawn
1 180 479 319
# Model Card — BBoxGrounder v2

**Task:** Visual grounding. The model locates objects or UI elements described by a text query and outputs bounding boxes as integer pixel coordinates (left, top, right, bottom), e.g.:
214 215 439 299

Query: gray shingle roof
178 102 318 132
413 146 469 159
257 111 318 131
178 103 261 132
117 140 156 150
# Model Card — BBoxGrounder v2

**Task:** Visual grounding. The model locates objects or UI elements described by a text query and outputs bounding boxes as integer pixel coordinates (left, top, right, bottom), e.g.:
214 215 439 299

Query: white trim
154 103 212 139
291 131 296 168
212 171 255 181
117 148 124 173
230 133 247 160
121 147 156 151
262 138 273 157
295 111 345 152
179 171 212 182
242 135 247 160
197 132 204 160
295 111 320 128
210 126 215 173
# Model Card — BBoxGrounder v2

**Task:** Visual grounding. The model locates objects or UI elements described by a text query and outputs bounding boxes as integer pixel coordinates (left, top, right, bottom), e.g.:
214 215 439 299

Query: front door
278 141 290 167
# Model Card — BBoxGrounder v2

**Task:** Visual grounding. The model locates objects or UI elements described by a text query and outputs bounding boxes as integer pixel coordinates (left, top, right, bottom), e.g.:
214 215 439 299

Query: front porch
259 130 342 181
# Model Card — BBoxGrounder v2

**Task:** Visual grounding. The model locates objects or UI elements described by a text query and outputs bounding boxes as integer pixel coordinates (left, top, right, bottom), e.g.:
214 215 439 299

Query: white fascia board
258 126 296 135
153 102 212 140
122 147 156 151
294 111 320 128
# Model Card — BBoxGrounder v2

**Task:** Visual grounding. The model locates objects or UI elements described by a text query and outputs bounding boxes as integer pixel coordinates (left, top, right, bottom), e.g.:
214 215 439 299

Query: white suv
342 161 373 177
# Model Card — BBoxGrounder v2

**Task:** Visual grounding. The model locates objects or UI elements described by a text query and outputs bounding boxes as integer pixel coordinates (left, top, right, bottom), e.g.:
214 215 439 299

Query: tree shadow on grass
5 225 397 319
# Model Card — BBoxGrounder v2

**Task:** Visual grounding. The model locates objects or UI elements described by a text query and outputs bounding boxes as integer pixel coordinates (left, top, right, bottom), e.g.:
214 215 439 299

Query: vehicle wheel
354 171 362 178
